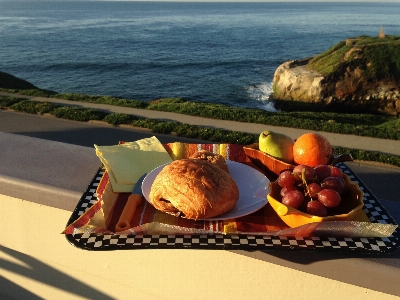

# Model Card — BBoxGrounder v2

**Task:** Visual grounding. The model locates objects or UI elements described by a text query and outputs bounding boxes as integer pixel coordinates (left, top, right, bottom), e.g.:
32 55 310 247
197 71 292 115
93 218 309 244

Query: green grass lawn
307 35 400 80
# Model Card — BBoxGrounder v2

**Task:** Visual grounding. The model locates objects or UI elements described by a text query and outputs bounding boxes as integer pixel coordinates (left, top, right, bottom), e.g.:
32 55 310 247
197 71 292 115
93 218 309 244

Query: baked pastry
189 150 229 173
149 158 239 220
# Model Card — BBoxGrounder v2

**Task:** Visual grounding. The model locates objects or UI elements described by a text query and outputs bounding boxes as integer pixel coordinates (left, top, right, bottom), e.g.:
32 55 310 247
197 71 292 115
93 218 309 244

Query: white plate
142 160 269 220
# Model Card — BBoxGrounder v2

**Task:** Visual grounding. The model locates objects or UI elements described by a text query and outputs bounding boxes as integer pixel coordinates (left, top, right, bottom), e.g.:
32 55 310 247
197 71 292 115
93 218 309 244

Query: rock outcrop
271 36 400 116
0 71 38 90
272 59 324 103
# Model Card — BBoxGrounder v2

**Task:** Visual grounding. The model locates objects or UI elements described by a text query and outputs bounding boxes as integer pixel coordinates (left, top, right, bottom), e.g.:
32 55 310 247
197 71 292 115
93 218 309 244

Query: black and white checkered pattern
65 164 399 253
72 169 104 217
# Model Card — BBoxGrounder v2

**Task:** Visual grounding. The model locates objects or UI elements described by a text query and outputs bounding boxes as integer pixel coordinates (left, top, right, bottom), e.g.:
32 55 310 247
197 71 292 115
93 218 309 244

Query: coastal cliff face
271 36 400 116
0 71 38 90
272 59 324 103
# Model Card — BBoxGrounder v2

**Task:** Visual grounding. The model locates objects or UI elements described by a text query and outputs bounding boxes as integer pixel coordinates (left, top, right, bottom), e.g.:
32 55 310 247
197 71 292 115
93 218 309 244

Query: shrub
0 96 25 107
10 100 39 114
174 124 200 139
0 88 57 97
131 118 165 129
152 122 179 134
50 107 108 122
36 102 59 114
8 99 59 114
197 127 216 141
104 113 137 125
53 93 148 109
334 147 400 167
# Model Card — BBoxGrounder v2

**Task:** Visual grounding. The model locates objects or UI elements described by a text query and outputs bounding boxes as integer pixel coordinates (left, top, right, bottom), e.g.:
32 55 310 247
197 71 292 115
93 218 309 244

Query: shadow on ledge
0 245 114 300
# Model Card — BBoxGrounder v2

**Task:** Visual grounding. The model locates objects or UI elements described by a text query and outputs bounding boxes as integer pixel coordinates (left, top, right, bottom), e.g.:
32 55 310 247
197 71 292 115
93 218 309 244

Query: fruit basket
243 143 353 175
243 143 295 175
267 173 365 228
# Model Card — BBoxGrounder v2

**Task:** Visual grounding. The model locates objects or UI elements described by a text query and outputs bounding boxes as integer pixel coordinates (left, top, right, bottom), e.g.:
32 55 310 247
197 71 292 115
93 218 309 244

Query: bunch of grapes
276 164 347 217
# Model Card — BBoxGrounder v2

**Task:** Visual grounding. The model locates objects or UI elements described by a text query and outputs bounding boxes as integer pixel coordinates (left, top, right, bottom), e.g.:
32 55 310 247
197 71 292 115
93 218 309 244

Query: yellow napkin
94 136 172 192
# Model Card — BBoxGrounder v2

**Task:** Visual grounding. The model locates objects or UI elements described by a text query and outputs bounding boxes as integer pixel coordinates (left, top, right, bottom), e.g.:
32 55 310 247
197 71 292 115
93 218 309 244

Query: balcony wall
1 131 400 299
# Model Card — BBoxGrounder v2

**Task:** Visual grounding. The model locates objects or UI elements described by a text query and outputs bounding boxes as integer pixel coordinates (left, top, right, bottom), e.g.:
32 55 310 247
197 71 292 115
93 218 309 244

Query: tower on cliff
379 26 385 38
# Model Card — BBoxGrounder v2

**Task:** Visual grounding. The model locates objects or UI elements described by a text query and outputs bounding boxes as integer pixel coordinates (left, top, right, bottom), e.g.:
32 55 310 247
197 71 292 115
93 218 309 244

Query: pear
259 130 294 164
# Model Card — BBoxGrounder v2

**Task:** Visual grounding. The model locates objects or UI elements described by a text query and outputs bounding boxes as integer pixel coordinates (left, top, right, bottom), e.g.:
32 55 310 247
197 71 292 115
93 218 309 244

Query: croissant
189 150 230 173
149 158 239 220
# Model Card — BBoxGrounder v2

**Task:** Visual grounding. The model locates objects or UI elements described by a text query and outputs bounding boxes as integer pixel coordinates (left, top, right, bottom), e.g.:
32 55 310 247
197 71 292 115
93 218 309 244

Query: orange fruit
293 133 333 167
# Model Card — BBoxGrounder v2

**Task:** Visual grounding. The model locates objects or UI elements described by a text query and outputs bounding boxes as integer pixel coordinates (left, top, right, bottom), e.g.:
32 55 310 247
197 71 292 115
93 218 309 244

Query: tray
65 162 399 253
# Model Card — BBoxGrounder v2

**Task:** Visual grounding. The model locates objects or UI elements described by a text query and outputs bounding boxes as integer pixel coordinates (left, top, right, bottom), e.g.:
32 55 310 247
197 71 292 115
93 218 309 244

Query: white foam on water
247 82 280 112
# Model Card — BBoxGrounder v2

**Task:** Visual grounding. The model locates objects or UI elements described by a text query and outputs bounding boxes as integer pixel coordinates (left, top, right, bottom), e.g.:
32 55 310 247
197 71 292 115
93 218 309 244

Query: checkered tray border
65 163 400 253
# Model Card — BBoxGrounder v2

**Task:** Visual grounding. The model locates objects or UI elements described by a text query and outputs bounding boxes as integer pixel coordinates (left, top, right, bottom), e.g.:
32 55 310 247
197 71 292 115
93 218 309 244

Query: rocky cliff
271 35 400 116
0 71 38 90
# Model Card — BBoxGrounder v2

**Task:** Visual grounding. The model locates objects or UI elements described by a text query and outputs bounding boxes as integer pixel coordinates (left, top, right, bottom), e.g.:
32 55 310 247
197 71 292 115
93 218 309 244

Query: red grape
277 170 296 187
282 190 305 209
307 200 328 217
330 166 343 178
306 182 322 198
280 185 298 198
321 177 345 194
293 164 315 182
318 189 341 208
314 164 331 181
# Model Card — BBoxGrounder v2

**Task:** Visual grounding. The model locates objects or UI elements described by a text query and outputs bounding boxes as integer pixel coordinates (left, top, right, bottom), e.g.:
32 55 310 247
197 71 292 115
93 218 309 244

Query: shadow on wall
0 245 114 300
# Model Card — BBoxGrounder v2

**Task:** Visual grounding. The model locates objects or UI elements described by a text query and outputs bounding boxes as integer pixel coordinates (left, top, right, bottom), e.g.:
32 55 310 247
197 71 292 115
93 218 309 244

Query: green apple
259 130 294 164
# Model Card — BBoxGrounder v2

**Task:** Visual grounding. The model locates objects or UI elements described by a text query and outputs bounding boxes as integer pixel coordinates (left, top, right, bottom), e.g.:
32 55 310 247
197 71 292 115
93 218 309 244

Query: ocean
1 1 400 111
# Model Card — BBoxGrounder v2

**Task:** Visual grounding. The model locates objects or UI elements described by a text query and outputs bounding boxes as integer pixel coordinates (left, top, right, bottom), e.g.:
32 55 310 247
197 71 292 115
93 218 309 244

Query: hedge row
2 96 399 167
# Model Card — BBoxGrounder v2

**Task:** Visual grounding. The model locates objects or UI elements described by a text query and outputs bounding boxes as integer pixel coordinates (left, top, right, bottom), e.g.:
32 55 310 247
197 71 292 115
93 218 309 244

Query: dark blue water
1 1 400 110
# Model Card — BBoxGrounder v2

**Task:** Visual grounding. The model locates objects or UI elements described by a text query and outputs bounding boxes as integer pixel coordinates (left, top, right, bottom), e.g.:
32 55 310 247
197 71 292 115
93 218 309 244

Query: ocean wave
247 82 279 112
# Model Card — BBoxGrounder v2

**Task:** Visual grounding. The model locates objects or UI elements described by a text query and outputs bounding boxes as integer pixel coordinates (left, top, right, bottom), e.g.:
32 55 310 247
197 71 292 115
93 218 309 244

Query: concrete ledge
1 131 400 298
1 194 398 300
0 174 85 212
0 132 100 211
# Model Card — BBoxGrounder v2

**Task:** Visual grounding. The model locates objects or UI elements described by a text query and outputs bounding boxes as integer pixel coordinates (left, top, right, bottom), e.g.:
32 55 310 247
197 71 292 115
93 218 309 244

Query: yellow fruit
259 130 294 164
